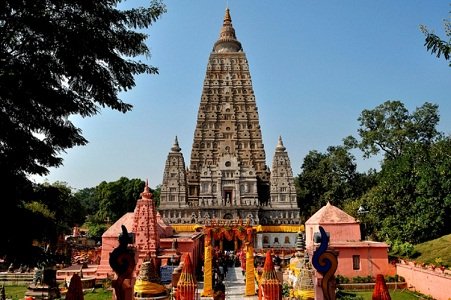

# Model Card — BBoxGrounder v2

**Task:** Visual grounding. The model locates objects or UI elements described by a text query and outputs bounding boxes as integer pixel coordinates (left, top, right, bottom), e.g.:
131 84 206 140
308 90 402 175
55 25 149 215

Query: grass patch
339 290 425 300
3 285 26 300
413 234 451 267
3 285 112 300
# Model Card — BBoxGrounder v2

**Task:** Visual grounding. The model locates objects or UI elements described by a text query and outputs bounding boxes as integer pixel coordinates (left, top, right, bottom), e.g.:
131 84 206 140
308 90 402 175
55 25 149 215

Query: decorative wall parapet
397 259 450 276
396 261 451 300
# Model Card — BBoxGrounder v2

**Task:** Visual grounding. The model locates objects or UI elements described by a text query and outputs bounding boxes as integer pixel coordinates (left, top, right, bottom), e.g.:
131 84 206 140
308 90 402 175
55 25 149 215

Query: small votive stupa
372 274 391 300
176 255 197 300
134 259 169 300
258 251 282 300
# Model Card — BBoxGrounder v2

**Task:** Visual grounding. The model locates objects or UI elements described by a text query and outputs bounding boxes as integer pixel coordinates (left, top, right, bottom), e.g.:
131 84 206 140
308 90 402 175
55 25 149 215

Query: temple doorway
222 239 235 251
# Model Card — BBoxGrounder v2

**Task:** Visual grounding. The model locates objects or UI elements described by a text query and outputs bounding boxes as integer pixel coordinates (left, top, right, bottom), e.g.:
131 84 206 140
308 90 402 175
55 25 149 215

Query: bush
336 274 350 284
389 240 419 258
351 276 373 283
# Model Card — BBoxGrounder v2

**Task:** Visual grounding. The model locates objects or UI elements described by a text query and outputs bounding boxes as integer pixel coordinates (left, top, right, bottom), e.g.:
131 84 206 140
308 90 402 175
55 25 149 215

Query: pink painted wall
334 245 395 278
160 237 202 272
306 223 361 248
96 235 116 278
397 263 451 300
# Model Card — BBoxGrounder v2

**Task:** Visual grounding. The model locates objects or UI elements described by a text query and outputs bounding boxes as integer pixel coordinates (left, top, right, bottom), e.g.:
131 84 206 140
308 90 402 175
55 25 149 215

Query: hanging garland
203 224 252 243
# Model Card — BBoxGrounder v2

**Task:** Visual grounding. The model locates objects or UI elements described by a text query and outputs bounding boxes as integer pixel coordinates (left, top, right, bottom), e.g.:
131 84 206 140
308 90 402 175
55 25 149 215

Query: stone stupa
134 259 169 300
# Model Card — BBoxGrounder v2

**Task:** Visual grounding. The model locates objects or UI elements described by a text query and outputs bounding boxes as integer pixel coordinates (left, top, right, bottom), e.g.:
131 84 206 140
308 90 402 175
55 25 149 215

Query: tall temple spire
159 6 299 225
214 8 242 53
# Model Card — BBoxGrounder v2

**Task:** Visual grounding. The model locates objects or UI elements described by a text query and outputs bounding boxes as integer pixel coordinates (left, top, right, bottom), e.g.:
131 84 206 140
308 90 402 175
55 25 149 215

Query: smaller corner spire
171 136 181 152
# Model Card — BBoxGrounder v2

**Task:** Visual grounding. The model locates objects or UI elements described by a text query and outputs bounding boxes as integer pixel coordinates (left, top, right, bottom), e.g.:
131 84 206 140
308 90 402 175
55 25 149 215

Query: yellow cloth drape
254 225 304 233
294 289 315 299
245 245 256 296
133 280 167 295
201 245 213 297
171 224 199 232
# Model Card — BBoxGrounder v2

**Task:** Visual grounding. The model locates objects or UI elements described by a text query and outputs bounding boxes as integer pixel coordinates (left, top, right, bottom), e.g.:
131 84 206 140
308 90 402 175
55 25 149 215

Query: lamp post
357 205 369 240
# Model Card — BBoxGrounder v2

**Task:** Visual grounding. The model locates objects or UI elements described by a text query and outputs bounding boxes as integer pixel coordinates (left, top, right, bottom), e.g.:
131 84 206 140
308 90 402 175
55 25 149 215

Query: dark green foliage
365 138 451 244
77 177 163 240
420 10 451 67
297 145 376 220
351 276 373 283
74 187 97 218
0 0 166 259
335 274 351 284
94 177 145 222
384 275 404 283
389 241 418 258
335 290 364 300
348 101 450 244
351 101 440 160
153 184 161 207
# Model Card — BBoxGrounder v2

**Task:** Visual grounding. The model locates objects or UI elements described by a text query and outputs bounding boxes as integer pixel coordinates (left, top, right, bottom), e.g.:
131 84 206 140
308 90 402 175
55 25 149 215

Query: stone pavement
199 266 258 299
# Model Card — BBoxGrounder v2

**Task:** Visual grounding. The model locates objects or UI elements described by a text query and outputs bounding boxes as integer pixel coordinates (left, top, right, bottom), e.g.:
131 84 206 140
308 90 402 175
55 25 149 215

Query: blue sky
33 1 451 190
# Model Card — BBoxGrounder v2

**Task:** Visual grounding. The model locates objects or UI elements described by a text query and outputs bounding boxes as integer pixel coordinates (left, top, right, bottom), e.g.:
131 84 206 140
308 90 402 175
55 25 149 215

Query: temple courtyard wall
396 262 451 300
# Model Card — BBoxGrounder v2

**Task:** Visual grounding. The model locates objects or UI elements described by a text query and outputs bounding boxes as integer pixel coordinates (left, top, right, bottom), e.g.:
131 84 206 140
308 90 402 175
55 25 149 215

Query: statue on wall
109 225 135 300
312 226 338 300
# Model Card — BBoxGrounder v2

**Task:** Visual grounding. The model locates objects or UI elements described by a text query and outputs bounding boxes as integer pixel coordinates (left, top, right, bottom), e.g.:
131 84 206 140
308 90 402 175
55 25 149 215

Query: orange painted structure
95 183 203 281
258 251 282 300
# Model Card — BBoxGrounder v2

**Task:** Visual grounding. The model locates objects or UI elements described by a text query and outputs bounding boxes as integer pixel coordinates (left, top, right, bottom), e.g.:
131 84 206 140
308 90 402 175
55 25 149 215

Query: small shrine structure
258 251 282 300
305 202 394 278
97 181 203 288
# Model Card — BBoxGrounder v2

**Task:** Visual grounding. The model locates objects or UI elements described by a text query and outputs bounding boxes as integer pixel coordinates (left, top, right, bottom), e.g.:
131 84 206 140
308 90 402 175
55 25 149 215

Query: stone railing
0 273 34 286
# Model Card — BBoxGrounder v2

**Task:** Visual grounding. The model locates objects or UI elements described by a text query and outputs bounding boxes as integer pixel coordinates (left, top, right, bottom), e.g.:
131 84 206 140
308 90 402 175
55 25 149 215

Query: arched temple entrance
200 218 256 297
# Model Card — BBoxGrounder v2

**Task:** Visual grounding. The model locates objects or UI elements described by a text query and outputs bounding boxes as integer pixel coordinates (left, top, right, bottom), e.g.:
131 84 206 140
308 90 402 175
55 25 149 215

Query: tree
153 184 161 207
95 177 144 223
297 145 375 219
345 101 440 161
348 101 450 244
74 187 97 218
364 138 451 244
0 0 166 257
420 10 451 66
33 182 85 234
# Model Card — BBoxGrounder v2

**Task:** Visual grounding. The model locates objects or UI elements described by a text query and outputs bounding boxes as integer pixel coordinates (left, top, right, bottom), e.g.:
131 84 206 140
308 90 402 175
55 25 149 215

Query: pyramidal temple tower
132 180 160 274
159 8 299 225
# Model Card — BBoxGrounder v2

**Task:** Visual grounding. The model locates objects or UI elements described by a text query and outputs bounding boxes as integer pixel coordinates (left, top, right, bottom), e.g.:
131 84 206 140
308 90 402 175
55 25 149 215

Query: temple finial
140 179 153 200
213 7 242 53
171 136 181 152
276 135 286 152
